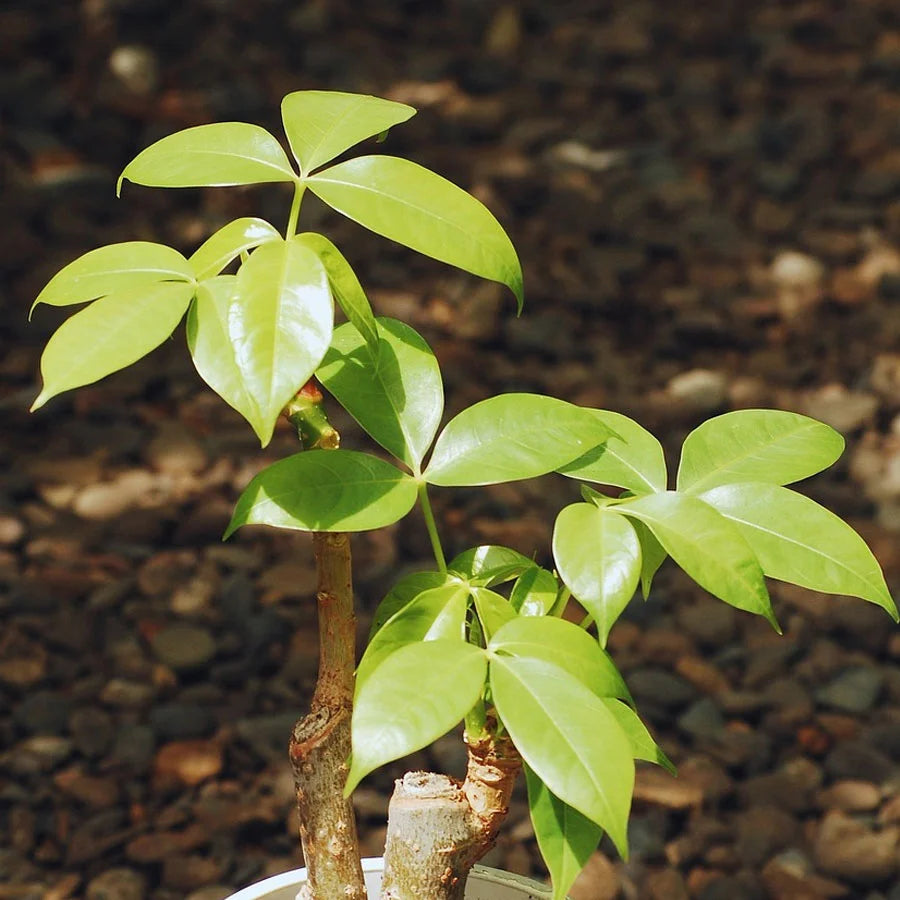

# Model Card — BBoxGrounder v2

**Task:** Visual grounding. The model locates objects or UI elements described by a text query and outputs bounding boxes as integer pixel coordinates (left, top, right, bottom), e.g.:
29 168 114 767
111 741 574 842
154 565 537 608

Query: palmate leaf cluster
28 91 897 900
31 91 522 445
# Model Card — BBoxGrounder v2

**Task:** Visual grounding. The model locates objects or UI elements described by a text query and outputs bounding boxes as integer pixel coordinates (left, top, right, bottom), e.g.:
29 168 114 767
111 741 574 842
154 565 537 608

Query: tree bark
381 730 522 899
289 532 366 900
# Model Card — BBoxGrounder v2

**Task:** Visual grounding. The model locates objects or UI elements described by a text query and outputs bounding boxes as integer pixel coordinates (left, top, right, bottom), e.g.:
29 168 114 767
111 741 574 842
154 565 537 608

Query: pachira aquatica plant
29 91 898 900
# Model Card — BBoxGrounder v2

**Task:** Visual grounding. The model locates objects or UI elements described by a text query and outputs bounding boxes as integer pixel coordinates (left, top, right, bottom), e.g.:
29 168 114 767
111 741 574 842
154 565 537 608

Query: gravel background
2 1 900 898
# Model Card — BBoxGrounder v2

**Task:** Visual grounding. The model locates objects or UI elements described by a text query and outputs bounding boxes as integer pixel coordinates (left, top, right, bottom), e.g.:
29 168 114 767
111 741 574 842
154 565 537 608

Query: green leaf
424 394 613 487
677 409 845 494
118 122 296 192
281 90 416 176
359 582 470 685
700 483 898 620
560 410 667 494
348 640 487 793
632 519 667 599
308 155 523 309
525 765 603 900
448 545 534 586
187 276 264 439
603 699 675 774
295 233 379 356
317 318 442 470
188 218 282 280
369 571 455 640
228 237 333 446
32 281 194 410
509 565 558 616
489 616 632 705
490 655 633 856
470 587 517 640
614 492 777 628
553 503 642 646
224 449 417 535
31 242 193 315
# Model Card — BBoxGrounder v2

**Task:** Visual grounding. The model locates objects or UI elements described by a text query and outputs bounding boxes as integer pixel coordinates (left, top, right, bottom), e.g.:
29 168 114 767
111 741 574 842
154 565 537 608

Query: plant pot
226 857 552 900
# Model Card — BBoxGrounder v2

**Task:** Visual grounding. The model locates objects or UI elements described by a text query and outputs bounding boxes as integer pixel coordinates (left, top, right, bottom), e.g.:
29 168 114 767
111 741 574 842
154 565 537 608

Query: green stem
418 482 447 573
286 181 305 239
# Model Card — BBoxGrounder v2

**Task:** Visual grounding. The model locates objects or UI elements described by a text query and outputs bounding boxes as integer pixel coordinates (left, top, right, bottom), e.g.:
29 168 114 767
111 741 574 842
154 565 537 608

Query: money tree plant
29 91 897 900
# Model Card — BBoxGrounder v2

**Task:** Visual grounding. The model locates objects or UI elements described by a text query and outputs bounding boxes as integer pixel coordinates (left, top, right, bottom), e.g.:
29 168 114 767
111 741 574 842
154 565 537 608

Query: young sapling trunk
285 386 365 899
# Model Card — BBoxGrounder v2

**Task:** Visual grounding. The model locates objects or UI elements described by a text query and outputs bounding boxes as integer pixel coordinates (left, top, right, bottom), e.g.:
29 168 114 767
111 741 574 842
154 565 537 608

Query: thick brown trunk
381 730 522 899
290 532 366 900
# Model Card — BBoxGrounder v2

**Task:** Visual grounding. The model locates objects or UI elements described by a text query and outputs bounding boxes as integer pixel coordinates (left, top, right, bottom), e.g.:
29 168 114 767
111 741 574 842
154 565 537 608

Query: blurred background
2 1 900 898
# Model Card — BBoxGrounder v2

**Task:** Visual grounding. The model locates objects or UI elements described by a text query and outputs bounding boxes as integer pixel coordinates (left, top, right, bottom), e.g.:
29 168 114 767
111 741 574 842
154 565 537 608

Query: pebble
99 678 157 709
149 623 217 672
69 707 115 758
824 741 897 784
677 698 726 739
628 668 699 710
665 369 728 414
677 602 737 646
153 739 223 787
14 690 72 735
815 667 884 714
148 703 217 741
185 888 233 900
111 725 156 772
73 470 161 520
770 250 825 321
797 384 880 434
814 810 900 885
85 867 146 900
569 851 620 900
816 779 882 813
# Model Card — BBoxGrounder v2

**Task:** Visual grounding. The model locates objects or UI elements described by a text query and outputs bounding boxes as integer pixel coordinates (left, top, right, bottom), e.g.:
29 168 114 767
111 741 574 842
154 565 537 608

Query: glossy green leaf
553 503 641 647
224 449 417 536
489 616 632 705
32 281 194 410
525 765 602 900
677 409 845 494
560 410 666 494
369 571 455 640
229 238 333 446
348 640 487 793
614 492 777 628
295 233 379 356
187 276 264 439
188 218 281 280
632 519 667 599
281 90 416 175
448 545 534 587
700 483 898 620
119 122 296 192
359 582 470 685
490 655 633 856
603 699 675 774
424 394 613 487
308 155 523 309
31 242 193 315
470 587 517 640
509 565 558 616
317 318 442 469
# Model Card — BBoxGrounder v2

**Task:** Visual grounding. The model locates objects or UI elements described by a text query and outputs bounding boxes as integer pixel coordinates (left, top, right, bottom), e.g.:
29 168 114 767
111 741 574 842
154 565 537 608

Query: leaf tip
30 391 49 413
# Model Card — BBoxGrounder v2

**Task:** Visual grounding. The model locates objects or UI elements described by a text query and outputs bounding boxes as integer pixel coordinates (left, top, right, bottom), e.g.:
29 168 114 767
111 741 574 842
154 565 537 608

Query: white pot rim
227 857 552 900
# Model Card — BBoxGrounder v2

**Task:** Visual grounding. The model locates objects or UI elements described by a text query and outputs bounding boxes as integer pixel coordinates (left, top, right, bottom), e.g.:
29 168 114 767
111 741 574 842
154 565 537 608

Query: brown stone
153 740 223 787
634 767 703 810
569 851 620 900
813 810 900 885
